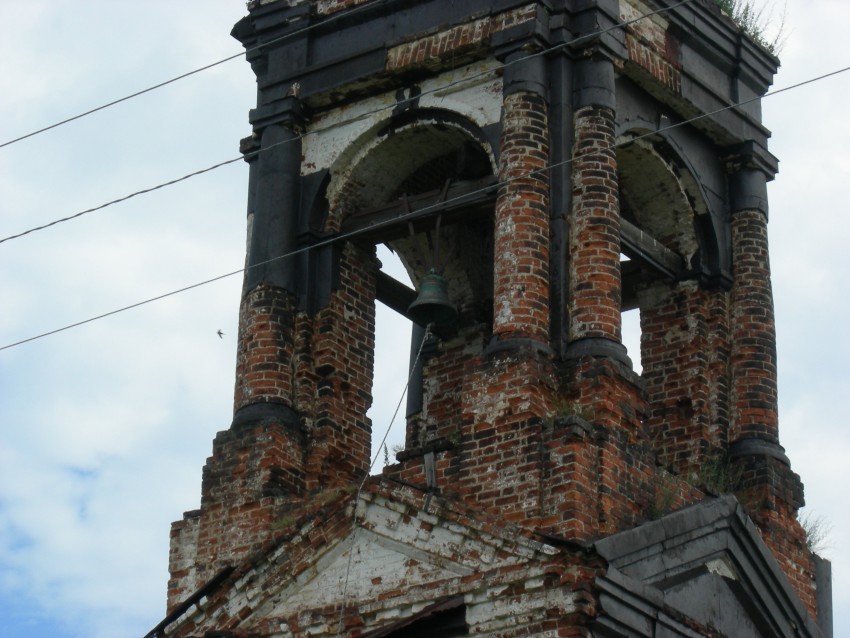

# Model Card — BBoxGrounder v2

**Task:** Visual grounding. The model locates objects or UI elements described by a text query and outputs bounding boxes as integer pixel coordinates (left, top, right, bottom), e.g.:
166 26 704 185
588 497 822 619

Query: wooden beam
375 270 417 317
620 218 686 279
341 176 497 241
620 259 663 311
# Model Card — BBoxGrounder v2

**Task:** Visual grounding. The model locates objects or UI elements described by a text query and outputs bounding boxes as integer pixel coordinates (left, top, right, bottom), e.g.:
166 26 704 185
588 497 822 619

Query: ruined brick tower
152 1 832 636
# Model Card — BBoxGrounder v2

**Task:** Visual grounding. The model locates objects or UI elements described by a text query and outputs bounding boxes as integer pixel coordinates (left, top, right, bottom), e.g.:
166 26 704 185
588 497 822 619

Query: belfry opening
151 2 832 637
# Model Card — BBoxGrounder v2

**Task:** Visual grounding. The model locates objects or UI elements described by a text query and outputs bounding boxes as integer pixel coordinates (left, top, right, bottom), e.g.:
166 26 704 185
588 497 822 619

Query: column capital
491 9 549 99
497 48 549 98
726 140 778 217
726 139 778 175
249 94 307 133
573 56 616 110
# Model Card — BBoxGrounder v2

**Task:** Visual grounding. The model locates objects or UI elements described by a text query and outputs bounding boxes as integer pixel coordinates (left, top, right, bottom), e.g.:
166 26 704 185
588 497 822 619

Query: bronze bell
408 270 457 327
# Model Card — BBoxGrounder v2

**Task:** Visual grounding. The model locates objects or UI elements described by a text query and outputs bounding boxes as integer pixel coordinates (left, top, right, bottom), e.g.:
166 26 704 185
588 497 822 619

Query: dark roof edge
594 495 823 638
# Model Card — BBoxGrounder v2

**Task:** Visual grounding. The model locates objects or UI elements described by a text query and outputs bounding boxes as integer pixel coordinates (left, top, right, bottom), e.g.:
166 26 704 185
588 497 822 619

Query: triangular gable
165 478 568 635
592 495 822 638
254 526 474 615
247 481 562 623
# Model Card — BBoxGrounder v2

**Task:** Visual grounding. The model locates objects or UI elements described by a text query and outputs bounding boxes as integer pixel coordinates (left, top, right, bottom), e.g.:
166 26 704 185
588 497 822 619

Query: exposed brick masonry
234 285 296 412
730 208 779 444
640 281 721 475
493 91 550 342
304 243 377 491
385 5 537 73
166 0 825 632
568 106 622 344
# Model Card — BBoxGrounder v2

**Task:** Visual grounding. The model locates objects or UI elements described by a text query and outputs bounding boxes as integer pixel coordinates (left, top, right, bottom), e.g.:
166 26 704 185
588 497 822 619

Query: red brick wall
305 243 377 491
640 282 717 476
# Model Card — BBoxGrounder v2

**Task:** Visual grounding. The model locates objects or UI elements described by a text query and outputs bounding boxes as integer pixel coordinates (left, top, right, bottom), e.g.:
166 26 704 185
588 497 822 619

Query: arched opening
617 134 715 375
616 133 720 472
325 111 497 469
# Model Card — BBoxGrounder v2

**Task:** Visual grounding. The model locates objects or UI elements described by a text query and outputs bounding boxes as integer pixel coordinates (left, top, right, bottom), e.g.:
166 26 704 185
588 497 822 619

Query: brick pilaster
304 243 377 491
727 164 816 618
566 58 628 365
492 52 550 346
729 171 778 446
568 105 621 343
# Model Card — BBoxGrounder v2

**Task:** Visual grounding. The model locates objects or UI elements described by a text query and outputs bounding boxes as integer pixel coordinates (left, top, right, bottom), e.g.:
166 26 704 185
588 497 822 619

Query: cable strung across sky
0 0 702 247
2 63 848 354
0 0 390 151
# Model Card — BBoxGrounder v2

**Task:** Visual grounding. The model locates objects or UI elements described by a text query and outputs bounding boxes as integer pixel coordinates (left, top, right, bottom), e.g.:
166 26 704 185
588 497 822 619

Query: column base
483 336 554 360
565 337 632 368
729 437 789 466
231 400 300 431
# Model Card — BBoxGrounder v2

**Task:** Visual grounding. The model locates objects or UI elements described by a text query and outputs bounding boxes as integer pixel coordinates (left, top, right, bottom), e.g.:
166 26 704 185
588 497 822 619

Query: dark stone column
246 97 304 292
234 97 305 425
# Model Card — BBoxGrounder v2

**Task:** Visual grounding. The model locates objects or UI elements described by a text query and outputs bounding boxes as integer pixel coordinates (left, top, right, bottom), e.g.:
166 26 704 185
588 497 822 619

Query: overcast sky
0 1 847 637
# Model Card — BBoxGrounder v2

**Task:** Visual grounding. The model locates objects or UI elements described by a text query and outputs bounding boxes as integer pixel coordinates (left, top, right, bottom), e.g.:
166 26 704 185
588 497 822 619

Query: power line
0 266 244 352
0 0 697 246
0 0 389 150
0 156 244 244
0 54 243 151
2 62 847 353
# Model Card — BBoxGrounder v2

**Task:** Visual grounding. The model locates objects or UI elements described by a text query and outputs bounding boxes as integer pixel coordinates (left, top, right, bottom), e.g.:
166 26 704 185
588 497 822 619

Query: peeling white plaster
302 59 502 181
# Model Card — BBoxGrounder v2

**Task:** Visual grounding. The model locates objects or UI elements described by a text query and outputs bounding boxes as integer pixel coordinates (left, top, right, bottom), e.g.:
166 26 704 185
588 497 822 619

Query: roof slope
593 495 824 637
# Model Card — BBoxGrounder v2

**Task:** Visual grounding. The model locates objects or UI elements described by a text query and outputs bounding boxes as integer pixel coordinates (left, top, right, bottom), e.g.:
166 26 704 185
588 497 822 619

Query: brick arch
312 112 500 461
616 132 715 272
617 133 730 479
324 109 496 230
323 111 497 326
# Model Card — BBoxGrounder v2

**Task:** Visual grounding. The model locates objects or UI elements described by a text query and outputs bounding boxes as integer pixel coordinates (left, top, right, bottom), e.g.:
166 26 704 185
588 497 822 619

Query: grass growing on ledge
713 0 786 55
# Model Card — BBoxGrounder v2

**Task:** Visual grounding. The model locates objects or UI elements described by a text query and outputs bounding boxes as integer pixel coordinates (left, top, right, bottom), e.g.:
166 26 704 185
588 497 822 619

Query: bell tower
160 1 830 636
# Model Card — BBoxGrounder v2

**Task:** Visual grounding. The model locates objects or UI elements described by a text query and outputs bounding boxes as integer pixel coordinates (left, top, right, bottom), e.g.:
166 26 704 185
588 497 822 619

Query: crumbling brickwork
234 285 297 410
569 104 623 345
158 1 829 636
493 90 550 342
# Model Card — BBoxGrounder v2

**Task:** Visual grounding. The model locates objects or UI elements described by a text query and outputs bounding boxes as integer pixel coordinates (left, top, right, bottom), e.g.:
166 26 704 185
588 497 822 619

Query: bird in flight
217 330 225 339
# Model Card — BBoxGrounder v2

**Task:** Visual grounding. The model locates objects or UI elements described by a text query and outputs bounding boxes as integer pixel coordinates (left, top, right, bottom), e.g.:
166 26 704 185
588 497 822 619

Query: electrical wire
2 61 847 354
0 0 698 246
0 156 244 244
0 0 390 150
0 267 245 351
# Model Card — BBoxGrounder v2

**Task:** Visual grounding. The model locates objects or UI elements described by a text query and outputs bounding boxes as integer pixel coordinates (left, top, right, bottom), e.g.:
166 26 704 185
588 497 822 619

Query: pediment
592 496 822 638
228 482 560 627
258 526 475 616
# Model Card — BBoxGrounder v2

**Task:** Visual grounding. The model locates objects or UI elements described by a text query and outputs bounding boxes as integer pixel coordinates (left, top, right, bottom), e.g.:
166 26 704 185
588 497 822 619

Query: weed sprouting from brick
713 0 786 54
799 511 833 555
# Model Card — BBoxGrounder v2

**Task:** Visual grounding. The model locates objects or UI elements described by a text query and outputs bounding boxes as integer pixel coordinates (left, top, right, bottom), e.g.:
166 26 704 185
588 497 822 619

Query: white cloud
1 1 848 637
